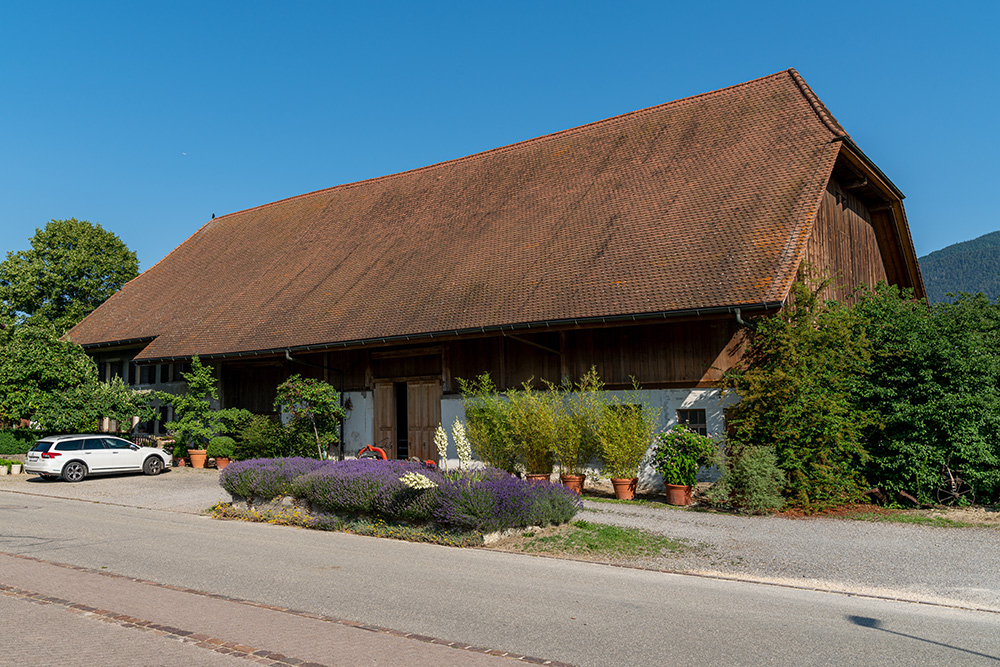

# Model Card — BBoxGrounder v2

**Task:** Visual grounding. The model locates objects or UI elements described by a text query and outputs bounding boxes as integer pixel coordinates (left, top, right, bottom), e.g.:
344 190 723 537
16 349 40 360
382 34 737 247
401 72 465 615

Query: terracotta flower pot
560 474 585 494
664 483 692 506
611 477 637 500
215 457 230 470
188 449 208 468
173 457 187 467
525 473 551 484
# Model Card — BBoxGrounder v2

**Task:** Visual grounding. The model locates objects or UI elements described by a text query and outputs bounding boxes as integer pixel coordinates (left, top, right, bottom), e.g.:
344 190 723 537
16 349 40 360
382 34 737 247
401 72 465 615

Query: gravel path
579 500 1000 611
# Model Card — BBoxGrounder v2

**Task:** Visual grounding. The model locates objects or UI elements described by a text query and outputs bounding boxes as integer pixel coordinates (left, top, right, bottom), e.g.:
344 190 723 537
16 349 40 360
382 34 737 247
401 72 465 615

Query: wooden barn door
373 381 397 458
407 380 441 462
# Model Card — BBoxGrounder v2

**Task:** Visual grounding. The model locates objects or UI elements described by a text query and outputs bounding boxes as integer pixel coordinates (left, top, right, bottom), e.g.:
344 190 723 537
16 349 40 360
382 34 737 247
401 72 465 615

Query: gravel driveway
2 467 997 612
579 500 1000 612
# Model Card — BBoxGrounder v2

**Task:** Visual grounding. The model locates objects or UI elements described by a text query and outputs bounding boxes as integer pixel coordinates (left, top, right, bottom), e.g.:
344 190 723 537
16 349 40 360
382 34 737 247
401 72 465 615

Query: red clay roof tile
68 69 849 360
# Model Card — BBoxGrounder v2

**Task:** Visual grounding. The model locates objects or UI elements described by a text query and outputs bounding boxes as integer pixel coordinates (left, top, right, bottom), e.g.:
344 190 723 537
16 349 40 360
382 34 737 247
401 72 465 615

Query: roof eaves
133 302 786 363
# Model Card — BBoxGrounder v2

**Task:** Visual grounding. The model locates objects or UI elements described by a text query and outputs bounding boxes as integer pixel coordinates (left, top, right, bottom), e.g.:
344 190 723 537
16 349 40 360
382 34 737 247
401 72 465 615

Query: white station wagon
24 434 171 482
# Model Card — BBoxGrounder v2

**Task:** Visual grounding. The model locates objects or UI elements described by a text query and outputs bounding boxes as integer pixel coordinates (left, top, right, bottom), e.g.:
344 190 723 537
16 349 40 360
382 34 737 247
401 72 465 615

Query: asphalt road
1 470 999 665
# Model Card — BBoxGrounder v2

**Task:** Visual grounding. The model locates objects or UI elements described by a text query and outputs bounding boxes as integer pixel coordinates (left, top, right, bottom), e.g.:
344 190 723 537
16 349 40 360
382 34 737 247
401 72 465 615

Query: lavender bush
292 459 445 522
222 457 581 533
219 457 329 501
434 469 582 532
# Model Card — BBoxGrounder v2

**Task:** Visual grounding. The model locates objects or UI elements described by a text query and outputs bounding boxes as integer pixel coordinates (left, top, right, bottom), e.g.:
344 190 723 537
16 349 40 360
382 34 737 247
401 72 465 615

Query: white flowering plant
452 419 472 470
434 424 449 473
399 472 438 490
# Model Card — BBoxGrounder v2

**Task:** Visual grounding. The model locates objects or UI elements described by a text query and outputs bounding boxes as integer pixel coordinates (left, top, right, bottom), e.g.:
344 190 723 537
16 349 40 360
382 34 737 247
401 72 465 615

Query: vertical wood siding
805 179 888 303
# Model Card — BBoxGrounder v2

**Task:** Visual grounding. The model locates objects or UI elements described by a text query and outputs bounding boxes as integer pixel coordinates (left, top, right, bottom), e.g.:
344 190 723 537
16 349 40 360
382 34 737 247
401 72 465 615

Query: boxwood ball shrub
219 457 329 501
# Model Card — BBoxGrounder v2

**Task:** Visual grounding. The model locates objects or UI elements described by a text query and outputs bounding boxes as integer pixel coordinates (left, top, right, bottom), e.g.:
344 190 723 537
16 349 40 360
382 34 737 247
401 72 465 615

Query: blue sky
1 1 997 271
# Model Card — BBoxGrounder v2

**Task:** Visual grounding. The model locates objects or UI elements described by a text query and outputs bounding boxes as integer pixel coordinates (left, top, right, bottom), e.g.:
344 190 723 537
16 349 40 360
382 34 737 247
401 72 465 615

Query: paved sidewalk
0 553 562 667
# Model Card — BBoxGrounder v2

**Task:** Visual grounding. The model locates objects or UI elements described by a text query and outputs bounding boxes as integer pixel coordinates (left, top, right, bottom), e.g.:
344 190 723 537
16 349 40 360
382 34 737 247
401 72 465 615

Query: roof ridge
211 69 806 222
787 68 848 138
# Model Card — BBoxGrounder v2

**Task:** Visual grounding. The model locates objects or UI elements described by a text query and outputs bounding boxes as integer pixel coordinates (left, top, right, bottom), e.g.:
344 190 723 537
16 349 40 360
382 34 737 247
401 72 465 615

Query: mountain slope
919 231 1000 303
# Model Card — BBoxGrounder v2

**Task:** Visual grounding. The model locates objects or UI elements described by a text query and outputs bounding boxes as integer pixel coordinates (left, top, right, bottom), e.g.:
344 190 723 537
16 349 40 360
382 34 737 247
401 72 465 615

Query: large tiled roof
69 69 849 361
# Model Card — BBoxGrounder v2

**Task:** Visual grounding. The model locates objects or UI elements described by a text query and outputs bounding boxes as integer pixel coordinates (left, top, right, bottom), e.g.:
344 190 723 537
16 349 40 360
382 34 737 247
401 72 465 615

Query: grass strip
516 520 691 558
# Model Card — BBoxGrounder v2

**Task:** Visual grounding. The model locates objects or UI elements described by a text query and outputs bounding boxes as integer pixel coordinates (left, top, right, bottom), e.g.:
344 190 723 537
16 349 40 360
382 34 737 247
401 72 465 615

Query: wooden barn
66 69 924 464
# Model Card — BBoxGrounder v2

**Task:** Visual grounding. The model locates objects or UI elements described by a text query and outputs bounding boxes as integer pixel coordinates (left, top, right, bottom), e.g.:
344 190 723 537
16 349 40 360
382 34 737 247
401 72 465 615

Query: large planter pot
525 473 551 484
10 464 22 475
560 474 585 495
664 483 692 506
188 449 208 468
611 477 637 500
215 457 231 470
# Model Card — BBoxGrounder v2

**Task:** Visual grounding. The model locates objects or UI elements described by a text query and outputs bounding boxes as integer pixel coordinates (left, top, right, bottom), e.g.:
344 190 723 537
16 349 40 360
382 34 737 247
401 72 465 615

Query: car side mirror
130 444 139 450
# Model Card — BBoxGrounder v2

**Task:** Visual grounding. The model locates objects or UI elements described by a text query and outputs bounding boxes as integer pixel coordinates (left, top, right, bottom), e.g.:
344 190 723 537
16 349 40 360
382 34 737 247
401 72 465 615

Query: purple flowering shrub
434 469 582 532
219 457 329 500
292 459 445 522
223 458 581 532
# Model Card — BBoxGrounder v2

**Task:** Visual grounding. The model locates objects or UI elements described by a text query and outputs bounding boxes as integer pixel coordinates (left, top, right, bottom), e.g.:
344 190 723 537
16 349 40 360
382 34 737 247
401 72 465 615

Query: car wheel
143 456 164 476
61 461 87 483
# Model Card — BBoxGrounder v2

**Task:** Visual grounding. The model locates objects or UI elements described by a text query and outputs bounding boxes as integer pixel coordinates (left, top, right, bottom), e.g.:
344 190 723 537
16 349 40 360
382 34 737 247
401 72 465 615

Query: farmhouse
66 69 924 462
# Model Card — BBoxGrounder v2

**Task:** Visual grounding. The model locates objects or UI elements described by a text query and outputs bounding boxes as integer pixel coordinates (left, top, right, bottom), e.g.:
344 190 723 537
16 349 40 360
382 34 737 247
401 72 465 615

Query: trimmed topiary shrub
207 436 236 459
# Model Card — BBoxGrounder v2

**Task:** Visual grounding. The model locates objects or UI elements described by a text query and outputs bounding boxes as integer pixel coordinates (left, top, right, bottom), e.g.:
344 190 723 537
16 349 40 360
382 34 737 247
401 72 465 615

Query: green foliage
273 374 347 460
0 320 152 432
595 394 661 480
504 382 559 474
707 444 786 514
156 356 233 447
0 219 138 333
172 443 188 459
0 319 97 425
650 426 718 487
723 280 872 508
207 436 236 459
234 414 314 460
853 285 1000 503
0 431 36 455
553 368 603 476
458 373 518 473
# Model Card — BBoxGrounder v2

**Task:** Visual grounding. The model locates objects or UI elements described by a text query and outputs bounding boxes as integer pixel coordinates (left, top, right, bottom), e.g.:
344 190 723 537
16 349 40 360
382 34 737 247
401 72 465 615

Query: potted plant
207 436 235 470
506 383 557 482
596 397 661 500
553 370 604 494
651 426 719 505
172 443 189 467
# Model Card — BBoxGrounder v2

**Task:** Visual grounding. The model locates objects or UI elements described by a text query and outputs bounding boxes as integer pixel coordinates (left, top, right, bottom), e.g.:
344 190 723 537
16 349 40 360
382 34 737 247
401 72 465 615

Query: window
55 440 83 451
677 409 708 436
139 365 157 385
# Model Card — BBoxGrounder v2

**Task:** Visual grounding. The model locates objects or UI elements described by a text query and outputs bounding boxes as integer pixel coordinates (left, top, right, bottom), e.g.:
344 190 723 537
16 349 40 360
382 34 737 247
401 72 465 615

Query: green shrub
0 430 36 455
235 415 315 460
708 444 786 514
596 400 660 480
458 374 518 474
650 426 719 487
207 436 235 459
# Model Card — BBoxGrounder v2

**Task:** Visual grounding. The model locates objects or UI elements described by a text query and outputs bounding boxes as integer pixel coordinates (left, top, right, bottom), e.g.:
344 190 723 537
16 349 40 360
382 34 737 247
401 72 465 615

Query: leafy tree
853 285 1000 503
723 280 873 508
156 356 241 447
274 374 346 459
0 319 153 432
0 319 97 425
0 219 138 332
